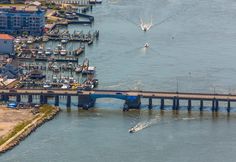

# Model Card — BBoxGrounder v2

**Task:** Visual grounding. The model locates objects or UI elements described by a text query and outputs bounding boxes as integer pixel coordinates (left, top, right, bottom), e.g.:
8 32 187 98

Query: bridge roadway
0 89 236 101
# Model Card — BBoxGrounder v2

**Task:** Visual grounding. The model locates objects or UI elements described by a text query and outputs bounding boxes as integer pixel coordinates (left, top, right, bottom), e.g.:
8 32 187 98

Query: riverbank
0 105 60 153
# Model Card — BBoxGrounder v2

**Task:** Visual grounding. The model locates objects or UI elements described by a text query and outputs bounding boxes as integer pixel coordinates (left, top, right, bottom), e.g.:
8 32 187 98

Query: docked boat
82 66 96 75
75 65 83 73
61 84 70 89
67 62 74 70
60 48 67 56
88 39 93 46
53 50 59 55
45 48 52 56
61 39 68 44
74 47 84 56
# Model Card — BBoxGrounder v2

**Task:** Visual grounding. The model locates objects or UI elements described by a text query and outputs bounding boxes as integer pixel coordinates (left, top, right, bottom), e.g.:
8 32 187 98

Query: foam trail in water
129 116 160 133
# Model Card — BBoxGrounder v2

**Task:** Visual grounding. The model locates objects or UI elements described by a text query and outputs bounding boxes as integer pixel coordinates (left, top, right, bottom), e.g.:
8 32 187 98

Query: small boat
75 65 83 73
88 39 93 46
144 43 149 48
67 62 74 70
45 48 52 56
53 50 59 55
61 84 70 89
60 49 67 56
74 47 84 56
61 39 68 44
57 43 63 50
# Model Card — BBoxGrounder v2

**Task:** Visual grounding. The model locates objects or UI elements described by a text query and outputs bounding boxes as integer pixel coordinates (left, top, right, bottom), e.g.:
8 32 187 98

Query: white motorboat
60 49 67 56
144 43 149 48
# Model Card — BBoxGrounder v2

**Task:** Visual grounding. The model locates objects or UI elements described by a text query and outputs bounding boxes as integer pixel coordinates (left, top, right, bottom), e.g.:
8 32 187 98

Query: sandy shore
0 105 60 153
0 106 34 139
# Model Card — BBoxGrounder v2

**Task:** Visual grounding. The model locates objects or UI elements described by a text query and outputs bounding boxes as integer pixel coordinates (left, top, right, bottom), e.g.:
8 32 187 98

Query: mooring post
160 98 164 110
67 95 71 108
227 100 231 114
55 95 59 106
16 95 21 103
188 99 191 112
28 95 33 103
148 98 152 109
200 100 203 111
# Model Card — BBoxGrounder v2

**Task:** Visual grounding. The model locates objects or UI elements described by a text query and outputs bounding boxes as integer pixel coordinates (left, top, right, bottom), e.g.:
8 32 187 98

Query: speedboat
129 128 136 133
144 43 149 48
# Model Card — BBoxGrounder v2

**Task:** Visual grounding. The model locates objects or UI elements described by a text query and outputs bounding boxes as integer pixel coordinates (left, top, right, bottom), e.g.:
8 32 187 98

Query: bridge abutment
123 96 141 111
78 94 96 110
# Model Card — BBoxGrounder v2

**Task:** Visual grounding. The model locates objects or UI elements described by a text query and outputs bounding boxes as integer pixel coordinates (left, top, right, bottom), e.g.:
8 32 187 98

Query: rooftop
0 34 14 40
0 5 40 12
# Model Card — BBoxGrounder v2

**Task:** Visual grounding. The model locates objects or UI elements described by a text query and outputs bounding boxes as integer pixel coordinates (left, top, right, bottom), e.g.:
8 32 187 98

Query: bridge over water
0 89 235 113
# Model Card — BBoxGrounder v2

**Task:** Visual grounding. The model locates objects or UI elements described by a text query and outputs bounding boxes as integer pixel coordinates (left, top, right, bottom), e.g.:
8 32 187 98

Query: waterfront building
0 34 14 55
0 5 45 36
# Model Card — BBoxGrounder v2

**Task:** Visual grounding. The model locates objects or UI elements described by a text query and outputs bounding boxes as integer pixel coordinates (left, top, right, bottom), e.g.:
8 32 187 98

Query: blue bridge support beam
28 95 33 103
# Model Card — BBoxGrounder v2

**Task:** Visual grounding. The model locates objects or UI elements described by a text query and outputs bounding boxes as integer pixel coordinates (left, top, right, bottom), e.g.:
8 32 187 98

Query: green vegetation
39 104 55 117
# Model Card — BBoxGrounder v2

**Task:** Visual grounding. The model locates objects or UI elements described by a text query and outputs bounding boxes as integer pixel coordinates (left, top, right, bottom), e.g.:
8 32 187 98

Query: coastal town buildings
0 5 45 36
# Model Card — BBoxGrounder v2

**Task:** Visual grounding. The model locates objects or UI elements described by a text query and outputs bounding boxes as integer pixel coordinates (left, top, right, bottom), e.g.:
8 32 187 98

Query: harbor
1 0 236 161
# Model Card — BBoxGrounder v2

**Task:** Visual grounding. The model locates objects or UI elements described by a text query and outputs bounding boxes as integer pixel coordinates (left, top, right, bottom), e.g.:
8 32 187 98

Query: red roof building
0 34 15 40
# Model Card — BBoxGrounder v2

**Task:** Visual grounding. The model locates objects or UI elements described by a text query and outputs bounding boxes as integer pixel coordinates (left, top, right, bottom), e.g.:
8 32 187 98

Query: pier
0 89 236 113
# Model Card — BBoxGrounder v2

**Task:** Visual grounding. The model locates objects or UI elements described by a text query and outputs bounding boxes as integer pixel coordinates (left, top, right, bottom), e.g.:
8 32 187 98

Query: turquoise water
2 0 236 161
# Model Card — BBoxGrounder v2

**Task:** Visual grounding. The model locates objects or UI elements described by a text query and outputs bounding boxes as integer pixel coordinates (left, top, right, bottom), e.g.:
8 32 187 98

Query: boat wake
129 116 160 133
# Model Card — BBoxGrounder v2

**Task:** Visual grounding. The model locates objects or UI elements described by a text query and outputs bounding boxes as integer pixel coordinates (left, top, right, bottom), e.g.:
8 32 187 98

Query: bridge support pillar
215 100 219 112
44 96 48 104
148 98 152 109
188 99 191 112
176 98 179 110
227 100 231 114
78 95 96 110
55 95 59 106
40 95 44 104
172 97 176 110
160 98 164 110
16 95 21 103
2 95 9 102
212 99 215 112
200 100 203 111
67 95 71 108
28 95 33 103
124 96 141 111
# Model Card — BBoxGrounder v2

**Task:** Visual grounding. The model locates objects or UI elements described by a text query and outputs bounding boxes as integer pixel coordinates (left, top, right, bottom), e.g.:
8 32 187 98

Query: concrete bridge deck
0 89 235 112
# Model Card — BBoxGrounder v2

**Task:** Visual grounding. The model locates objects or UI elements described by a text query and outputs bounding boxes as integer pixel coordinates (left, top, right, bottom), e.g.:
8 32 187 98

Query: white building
0 34 15 55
